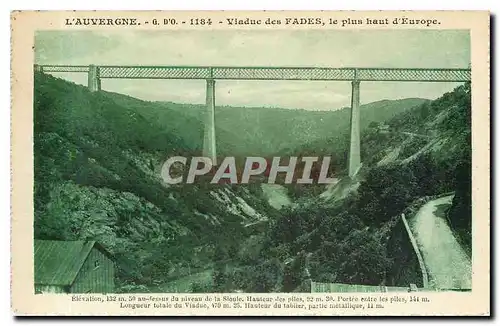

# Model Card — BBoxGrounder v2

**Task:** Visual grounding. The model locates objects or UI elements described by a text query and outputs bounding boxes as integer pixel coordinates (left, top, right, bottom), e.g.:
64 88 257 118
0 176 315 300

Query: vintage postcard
11 11 490 316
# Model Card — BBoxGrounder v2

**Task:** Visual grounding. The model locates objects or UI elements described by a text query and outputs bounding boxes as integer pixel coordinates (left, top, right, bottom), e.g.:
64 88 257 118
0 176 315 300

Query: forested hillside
33 71 471 293
134 98 427 158
33 73 278 289
226 83 471 292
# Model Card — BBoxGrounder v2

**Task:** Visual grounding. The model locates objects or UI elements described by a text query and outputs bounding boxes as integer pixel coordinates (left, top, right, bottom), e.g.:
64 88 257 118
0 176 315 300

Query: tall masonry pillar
203 79 217 165
348 79 361 178
34 64 44 73
88 65 101 92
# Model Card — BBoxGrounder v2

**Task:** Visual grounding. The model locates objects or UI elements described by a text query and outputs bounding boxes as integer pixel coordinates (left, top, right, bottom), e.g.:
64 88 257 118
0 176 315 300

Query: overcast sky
35 30 470 110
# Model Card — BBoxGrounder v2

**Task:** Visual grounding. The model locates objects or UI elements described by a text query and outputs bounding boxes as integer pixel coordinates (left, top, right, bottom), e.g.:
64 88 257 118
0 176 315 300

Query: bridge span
34 64 471 177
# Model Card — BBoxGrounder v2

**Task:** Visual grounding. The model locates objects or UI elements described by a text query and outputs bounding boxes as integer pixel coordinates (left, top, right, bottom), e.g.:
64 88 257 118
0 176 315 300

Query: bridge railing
37 65 89 73
36 65 471 82
356 68 471 82
401 213 430 288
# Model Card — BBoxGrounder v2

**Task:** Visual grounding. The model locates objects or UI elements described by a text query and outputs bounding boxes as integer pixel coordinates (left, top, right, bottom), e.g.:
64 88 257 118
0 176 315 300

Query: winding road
410 195 472 290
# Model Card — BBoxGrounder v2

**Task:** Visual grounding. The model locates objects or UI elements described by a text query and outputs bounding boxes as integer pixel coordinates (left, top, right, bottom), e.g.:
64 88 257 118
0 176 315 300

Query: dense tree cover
232 84 471 291
148 98 427 158
33 73 276 288
231 197 394 290
350 153 458 226
441 83 472 250
394 84 472 252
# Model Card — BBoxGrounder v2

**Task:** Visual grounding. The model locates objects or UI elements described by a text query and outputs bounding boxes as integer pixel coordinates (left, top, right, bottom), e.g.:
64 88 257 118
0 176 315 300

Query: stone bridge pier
84 64 363 176
348 80 361 178
203 79 217 165
200 77 363 177
88 65 101 92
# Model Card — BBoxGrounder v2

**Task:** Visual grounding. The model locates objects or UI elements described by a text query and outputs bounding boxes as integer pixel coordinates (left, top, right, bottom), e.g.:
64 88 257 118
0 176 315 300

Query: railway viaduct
34 64 471 177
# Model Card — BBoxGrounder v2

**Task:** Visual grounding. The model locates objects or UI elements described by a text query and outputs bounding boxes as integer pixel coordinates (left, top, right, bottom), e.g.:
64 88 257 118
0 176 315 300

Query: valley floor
261 184 292 209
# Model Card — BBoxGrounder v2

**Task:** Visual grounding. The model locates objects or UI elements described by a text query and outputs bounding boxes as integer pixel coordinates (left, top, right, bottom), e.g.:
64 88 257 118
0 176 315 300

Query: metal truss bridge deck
38 65 471 82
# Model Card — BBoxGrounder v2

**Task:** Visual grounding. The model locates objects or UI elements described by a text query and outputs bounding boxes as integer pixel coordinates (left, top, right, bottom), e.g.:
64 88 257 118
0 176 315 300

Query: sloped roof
34 240 112 286
311 282 412 293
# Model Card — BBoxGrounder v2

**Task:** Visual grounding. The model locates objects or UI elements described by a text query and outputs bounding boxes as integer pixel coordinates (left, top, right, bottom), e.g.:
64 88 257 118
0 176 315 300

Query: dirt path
410 195 472 290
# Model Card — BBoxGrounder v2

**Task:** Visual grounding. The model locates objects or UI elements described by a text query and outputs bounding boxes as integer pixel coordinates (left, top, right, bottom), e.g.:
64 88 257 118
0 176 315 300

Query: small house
34 240 115 294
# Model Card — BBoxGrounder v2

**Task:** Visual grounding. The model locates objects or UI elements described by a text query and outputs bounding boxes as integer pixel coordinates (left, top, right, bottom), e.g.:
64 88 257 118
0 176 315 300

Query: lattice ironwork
38 65 471 82
99 66 211 79
357 68 471 82
40 65 89 73
212 67 355 80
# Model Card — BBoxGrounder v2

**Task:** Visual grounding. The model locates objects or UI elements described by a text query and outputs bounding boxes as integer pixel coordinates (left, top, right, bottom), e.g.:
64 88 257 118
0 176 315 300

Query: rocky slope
33 73 276 285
